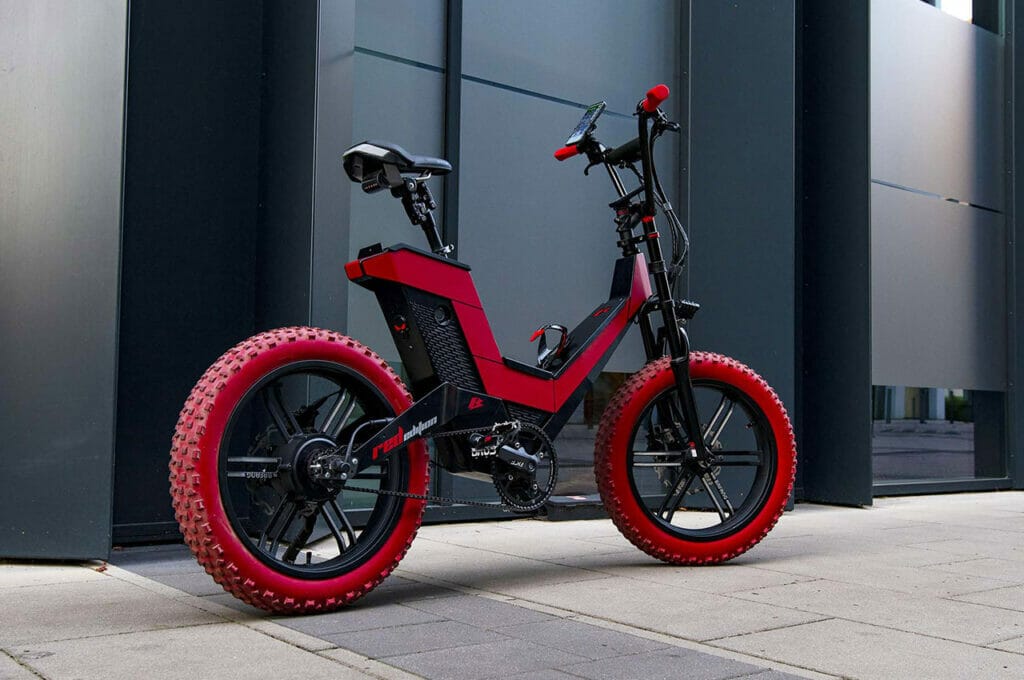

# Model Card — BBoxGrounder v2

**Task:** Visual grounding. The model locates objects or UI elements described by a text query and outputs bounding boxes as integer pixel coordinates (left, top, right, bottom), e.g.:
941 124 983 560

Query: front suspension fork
638 305 711 462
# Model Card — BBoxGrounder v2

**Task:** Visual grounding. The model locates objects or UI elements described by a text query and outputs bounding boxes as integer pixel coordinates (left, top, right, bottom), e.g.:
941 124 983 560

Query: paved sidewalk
2 492 1023 680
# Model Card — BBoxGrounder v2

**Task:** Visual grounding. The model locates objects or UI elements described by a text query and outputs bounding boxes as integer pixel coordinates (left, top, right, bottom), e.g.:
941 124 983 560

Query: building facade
2 0 1021 559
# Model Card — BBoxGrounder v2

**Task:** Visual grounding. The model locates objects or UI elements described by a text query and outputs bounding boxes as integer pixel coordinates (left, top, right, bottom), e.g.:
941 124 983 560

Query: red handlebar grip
642 84 670 113
554 145 580 161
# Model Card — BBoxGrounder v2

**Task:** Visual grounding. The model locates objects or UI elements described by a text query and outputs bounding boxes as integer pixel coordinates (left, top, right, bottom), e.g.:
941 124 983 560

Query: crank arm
349 382 503 473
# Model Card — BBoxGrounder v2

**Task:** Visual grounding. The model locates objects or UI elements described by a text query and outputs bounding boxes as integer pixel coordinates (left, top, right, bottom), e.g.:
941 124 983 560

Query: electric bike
169 85 796 613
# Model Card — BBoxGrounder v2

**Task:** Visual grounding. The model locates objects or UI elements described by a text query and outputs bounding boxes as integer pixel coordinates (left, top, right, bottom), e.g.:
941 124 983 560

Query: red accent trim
359 249 483 307
642 84 670 113
641 216 654 224
629 254 652 315
454 302 501 361
344 259 364 280
554 145 580 161
468 396 485 410
530 328 545 342
356 248 654 416
477 357 557 412
553 304 631 407
646 231 659 240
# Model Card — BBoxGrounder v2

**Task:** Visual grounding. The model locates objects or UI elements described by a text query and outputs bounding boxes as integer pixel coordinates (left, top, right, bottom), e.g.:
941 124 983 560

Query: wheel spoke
714 450 763 466
704 398 735 448
257 496 288 551
699 474 730 522
319 501 349 554
329 499 358 549
658 469 696 522
323 390 357 439
282 507 317 563
263 383 299 439
268 500 299 557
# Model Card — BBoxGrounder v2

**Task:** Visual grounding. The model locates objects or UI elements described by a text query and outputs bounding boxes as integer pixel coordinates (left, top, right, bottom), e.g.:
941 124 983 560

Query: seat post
393 178 450 256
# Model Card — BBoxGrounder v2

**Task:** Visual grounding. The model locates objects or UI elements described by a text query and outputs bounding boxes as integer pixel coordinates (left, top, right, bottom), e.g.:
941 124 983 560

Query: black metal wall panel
1012 0 1024 490
256 1 320 330
113 1 264 542
687 2 797 445
311 0 357 334
0 1 127 558
799 0 874 505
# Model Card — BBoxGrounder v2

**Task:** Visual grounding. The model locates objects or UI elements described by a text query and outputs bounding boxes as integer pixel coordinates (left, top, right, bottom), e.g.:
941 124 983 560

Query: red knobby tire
595 352 796 564
169 327 428 613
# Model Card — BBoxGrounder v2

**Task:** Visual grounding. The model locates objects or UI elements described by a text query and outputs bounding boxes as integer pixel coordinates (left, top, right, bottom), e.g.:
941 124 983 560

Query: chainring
491 422 558 513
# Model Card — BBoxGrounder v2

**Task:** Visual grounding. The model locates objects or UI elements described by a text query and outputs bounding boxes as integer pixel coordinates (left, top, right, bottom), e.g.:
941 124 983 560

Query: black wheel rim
218 360 411 579
625 379 777 541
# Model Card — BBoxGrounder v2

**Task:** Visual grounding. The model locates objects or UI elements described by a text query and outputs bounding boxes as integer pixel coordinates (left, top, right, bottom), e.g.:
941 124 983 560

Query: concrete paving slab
953 583 1024 611
398 538 611 595
486 575 823 641
730 578 1024 645
7 622 370 680
200 591 268 617
0 562 107 589
279 602 446 637
990 634 1024 654
0 577 221 646
404 593 554 628
488 670 580 680
557 646 765 680
871 522 1024 547
495 618 668 660
905 538 1024 562
318 647 424 680
921 556 1024 582
0 652 38 680
144 570 229 597
712 617 1024 680
422 528 635 560
383 637 589 680
323 620 506 658
550 553 818 594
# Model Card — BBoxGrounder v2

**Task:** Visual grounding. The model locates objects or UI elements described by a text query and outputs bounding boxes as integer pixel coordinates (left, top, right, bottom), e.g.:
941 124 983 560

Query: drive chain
338 421 523 513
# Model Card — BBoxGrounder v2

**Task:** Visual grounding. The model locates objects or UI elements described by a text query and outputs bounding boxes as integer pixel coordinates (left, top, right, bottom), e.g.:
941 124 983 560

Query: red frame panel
347 248 652 414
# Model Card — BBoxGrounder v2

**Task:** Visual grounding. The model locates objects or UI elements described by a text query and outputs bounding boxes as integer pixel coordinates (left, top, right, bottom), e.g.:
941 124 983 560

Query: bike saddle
343 141 452 183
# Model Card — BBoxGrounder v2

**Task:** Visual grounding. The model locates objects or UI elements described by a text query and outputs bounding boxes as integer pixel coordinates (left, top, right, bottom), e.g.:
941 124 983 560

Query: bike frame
345 100 711 476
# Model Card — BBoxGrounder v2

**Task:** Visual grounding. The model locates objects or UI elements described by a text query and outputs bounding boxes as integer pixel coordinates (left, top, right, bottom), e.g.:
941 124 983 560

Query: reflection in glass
871 385 1004 482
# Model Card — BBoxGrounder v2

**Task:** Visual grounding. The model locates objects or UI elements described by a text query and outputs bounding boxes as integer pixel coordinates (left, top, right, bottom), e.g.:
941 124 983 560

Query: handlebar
642 84 670 113
554 145 581 161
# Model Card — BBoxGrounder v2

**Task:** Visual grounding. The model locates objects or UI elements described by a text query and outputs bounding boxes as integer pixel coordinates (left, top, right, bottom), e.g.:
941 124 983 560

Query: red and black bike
169 85 796 613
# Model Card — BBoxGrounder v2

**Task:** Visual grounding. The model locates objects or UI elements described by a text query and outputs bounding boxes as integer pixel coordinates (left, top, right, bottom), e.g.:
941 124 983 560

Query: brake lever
583 160 601 176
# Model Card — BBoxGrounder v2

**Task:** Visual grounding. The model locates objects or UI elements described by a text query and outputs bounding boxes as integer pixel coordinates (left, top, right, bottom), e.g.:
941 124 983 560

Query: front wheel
169 327 428 613
595 352 795 564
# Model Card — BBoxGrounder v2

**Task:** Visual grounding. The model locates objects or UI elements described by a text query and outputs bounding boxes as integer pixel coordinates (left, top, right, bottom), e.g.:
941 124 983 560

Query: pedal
530 324 569 369
674 299 700 320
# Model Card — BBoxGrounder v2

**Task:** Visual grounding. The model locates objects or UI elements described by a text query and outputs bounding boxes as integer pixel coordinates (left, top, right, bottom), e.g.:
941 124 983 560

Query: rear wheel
169 327 428 613
595 352 795 564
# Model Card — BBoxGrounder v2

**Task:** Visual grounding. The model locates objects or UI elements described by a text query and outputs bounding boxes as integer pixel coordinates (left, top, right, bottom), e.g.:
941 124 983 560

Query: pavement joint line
317 647 426 680
389 568 834 679
1 647 49 679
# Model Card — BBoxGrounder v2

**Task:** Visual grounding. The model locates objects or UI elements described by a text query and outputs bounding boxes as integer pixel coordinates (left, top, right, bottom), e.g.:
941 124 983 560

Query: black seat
343 140 452 183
